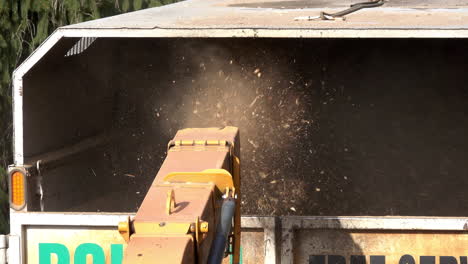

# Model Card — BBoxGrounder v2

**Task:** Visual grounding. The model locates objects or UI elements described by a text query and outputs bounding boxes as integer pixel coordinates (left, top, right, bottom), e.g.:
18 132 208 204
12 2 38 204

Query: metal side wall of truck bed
8 213 468 264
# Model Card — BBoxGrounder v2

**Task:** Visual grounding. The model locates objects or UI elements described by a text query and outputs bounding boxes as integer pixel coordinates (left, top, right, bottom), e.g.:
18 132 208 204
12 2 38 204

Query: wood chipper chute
117 127 241 263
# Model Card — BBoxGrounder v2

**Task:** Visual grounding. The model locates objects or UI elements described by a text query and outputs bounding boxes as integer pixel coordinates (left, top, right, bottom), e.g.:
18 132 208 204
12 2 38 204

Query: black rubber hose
207 198 236 264
321 0 384 18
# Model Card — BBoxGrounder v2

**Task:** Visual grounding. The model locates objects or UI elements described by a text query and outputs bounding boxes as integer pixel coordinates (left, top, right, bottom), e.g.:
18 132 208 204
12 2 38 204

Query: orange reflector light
10 170 26 210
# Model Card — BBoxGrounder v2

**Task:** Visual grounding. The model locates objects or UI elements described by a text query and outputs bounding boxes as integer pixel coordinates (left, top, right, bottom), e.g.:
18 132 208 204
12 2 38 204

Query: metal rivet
159 222 166 227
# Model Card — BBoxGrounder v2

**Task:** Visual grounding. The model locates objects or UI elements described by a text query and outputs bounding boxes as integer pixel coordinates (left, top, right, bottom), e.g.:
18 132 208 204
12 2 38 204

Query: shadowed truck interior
22 38 468 216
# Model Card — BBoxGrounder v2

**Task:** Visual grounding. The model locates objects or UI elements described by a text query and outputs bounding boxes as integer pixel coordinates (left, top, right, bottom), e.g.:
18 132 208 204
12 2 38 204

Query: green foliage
134 0 144 10
149 0 163 8
0 0 179 234
0 167 7 234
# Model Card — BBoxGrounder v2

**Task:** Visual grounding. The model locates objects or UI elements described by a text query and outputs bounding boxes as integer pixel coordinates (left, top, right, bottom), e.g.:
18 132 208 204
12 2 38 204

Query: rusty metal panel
281 216 468 264
221 230 266 264
295 230 468 264
240 230 266 264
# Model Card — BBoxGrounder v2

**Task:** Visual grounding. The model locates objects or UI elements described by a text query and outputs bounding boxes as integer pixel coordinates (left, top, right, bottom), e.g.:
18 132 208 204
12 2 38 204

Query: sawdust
90 38 468 217
159 42 319 215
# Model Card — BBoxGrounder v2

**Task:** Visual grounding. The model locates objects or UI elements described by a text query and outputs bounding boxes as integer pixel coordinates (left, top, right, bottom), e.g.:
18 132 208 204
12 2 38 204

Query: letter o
400 255 416 264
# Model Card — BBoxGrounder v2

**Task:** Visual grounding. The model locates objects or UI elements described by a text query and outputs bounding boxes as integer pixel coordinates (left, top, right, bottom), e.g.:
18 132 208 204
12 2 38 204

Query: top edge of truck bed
57 0 468 38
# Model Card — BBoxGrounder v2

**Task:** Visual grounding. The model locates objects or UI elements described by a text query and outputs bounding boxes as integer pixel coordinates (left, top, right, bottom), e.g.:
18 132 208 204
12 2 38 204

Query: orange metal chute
119 127 241 264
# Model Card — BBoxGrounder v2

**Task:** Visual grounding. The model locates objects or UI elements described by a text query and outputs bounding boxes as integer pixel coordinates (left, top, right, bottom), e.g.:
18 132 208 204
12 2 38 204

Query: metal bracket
118 216 132 243
168 139 229 151
166 189 176 215
163 169 234 193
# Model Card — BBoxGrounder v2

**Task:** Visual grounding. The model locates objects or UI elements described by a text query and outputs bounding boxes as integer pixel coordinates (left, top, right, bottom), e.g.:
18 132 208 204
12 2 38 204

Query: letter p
39 243 70 264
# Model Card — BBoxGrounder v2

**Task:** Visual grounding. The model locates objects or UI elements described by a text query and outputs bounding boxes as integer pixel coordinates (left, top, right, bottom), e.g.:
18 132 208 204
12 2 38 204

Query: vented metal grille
65 37 96 57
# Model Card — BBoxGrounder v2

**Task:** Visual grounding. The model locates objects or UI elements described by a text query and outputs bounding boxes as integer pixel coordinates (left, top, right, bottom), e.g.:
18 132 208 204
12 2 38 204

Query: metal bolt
200 222 209 232
159 222 166 227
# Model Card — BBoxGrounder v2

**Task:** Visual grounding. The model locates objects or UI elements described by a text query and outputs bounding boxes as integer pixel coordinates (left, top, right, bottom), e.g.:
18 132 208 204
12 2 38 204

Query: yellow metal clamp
224 186 236 198
166 189 176 215
163 169 235 193
118 216 131 243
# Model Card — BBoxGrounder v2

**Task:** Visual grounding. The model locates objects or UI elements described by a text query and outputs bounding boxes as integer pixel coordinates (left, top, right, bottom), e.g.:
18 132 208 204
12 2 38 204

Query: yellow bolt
200 222 209 233
118 221 129 234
